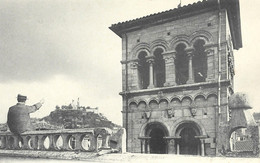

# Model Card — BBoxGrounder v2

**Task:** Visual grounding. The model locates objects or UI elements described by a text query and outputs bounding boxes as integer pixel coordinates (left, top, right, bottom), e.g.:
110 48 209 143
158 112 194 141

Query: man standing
7 94 44 134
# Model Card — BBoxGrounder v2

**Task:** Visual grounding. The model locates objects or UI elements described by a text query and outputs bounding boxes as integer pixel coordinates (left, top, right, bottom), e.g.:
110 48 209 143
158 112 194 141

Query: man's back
7 103 33 134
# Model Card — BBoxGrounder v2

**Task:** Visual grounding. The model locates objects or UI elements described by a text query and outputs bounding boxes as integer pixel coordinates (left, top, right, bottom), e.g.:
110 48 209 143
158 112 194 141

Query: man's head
17 94 27 103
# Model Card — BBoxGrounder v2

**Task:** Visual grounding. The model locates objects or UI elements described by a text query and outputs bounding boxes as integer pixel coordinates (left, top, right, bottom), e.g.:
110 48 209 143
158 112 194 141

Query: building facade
110 0 247 156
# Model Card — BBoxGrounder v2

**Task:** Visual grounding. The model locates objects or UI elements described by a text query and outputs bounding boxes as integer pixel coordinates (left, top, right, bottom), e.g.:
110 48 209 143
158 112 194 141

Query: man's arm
27 99 45 113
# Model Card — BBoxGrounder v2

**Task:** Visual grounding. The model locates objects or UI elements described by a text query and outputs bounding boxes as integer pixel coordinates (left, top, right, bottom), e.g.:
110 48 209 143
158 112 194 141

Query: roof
109 0 242 50
228 92 252 109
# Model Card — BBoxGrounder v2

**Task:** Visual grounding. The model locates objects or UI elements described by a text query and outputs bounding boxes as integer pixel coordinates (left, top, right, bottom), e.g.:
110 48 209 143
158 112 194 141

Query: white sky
0 0 259 125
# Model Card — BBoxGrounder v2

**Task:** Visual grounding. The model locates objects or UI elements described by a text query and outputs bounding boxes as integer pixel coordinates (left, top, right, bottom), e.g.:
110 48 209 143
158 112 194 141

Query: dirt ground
0 151 259 163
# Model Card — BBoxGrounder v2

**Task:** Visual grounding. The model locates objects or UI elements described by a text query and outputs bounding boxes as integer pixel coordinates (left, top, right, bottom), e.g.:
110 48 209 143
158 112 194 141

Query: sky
0 0 259 125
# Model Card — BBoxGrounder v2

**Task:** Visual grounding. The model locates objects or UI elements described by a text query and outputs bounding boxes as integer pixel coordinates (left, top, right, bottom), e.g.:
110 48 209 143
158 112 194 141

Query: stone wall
121 9 230 92
121 9 232 156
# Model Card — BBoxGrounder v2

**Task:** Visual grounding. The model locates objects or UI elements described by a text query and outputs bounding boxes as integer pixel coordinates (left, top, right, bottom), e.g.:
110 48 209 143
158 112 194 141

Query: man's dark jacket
7 102 42 134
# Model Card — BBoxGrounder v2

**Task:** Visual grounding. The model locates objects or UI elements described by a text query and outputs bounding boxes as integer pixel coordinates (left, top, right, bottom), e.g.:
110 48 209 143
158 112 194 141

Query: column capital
194 135 208 139
204 43 216 49
185 47 195 53
205 48 215 56
162 50 177 55
162 51 176 59
163 136 176 140
164 56 175 64
138 136 151 140
120 60 130 64
185 48 194 58
146 57 155 64
130 60 139 69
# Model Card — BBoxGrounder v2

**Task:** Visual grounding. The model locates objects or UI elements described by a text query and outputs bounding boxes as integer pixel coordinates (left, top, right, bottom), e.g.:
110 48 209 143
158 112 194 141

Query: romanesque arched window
138 51 149 89
175 44 189 85
193 40 207 83
153 48 165 87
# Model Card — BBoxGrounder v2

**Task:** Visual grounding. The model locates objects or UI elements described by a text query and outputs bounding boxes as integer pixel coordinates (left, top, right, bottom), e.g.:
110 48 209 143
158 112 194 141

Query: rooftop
110 0 242 50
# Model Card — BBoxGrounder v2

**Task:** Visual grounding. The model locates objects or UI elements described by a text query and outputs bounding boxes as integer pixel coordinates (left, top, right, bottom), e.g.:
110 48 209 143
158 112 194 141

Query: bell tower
110 0 242 156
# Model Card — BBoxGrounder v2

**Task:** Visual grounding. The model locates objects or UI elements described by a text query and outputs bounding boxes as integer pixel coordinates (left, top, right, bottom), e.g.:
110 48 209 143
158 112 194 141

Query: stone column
176 142 180 155
147 139 150 154
140 139 145 153
186 50 194 84
139 137 150 154
164 137 175 154
147 58 155 89
200 139 205 156
195 135 207 156
173 138 181 155
130 61 140 90
162 51 177 86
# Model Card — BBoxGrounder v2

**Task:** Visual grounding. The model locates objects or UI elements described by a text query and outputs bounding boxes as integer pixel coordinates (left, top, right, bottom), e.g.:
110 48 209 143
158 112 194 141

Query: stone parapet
0 127 126 154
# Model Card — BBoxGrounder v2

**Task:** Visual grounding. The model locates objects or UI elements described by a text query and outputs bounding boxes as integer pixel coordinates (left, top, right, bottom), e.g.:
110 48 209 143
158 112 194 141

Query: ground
0 151 259 163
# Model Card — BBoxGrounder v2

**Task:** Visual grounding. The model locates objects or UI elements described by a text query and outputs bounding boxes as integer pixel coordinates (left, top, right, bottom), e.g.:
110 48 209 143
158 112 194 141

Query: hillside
0 106 119 131
42 108 119 129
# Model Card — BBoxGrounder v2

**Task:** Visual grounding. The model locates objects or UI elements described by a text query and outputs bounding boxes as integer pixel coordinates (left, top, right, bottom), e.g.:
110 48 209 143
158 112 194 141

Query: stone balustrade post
31 135 39 150
12 136 20 149
100 131 111 149
61 134 69 150
53 135 62 150
7 136 18 149
0 136 6 149
48 135 55 150
38 135 45 150
21 136 29 150
74 134 82 150
88 133 96 151
5 136 11 149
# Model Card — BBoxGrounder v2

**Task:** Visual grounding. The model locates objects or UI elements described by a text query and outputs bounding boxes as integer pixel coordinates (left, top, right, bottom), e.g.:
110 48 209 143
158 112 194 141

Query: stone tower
110 0 245 156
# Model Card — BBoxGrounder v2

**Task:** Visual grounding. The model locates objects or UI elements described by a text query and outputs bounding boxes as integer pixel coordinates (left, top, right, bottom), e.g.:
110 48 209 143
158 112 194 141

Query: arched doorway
176 122 201 155
145 122 168 154
229 126 254 152
179 127 200 155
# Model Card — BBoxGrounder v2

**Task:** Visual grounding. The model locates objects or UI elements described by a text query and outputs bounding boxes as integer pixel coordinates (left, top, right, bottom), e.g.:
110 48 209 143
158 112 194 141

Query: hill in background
0 103 120 131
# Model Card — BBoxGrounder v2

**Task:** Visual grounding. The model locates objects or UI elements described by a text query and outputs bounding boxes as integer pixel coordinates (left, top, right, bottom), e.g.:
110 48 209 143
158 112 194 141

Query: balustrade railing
0 127 125 153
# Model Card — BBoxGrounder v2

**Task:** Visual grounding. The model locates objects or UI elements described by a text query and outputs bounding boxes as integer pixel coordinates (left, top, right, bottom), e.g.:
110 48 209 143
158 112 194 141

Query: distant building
253 112 260 125
58 99 99 114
